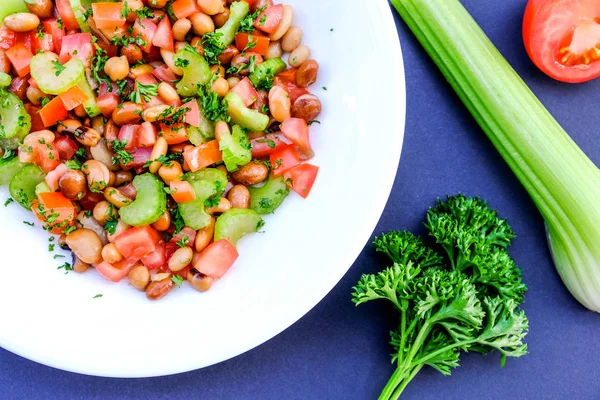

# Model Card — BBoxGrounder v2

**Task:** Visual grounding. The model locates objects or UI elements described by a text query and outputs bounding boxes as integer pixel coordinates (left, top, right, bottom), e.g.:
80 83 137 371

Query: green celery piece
0 72 11 87
30 54 85 95
248 175 289 215
70 0 90 32
391 0 600 311
188 101 216 145
0 91 31 150
77 78 101 117
225 92 269 132
0 156 23 185
178 179 216 230
9 164 45 209
0 0 27 24
249 57 286 89
219 124 252 172
216 1 249 48
174 47 213 97
214 208 263 246
35 181 51 196
185 167 228 190
119 173 167 226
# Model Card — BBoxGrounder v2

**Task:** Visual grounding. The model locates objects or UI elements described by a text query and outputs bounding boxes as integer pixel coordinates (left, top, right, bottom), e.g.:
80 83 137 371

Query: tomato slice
193 239 239 279
53 135 79 160
42 18 65 53
58 85 89 110
270 144 300 176
33 192 76 233
153 16 174 51
32 32 54 53
114 226 162 260
253 4 283 34
141 240 167 270
183 140 223 171
171 0 201 19
159 123 188 144
235 33 270 56
523 0 600 83
118 124 140 149
25 104 45 132
6 44 32 77
56 0 80 31
133 18 157 53
0 27 16 51
137 122 157 148
92 2 127 30
281 118 310 151
40 96 69 127
182 99 200 126
97 93 120 118
96 258 139 282
170 180 196 203
230 77 258 107
250 133 287 158
59 33 95 67
284 163 319 198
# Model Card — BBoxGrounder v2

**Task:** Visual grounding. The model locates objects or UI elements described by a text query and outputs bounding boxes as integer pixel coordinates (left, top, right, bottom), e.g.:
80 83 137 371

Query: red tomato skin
79 191 105 210
235 33 270 56
193 239 239 279
250 133 287 158
56 0 80 31
281 118 311 151
59 33 95 66
35 143 61 173
118 124 141 150
133 19 157 53
114 226 161 260
152 64 178 83
40 97 69 127
53 135 79 160
182 100 200 127
172 0 201 19
230 77 258 107
97 93 120 118
284 163 319 198
137 122 157 148
141 240 167 270
270 144 300 176
0 50 10 74
0 27 16 50
32 32 54 53
153 17 174 51
96 258 139 282
253 4 283 34
6 44 32 77
42 19 65 53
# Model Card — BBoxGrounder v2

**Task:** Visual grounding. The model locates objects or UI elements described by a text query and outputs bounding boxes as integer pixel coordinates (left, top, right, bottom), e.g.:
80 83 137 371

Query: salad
0 0 322 300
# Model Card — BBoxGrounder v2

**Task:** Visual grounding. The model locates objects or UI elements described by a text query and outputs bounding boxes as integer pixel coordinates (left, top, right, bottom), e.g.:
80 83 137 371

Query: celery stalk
391 0 600 311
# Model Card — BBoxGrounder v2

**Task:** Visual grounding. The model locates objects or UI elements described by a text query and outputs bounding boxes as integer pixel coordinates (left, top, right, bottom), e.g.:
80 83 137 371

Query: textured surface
2 1 600 399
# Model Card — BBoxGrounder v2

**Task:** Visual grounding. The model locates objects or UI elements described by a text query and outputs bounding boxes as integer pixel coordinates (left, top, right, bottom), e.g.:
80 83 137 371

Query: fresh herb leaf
93 294 103 299
58 262 73 274
171 274 184 288
52 60 66 76
23 221 34 226
176 235 189 248
4 197 13 207
111 139 134 165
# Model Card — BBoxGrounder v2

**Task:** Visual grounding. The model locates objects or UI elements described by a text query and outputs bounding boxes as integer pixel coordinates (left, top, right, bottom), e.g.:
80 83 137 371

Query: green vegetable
30 54 85 95
187 101 216 145
70 0 90 32
219 125 251 172
0 0 28 24
249 57 286 91
353 195 528 400
77 78 101 117
391 0 600 311
0 90 31 150
215 1 249 48
119 173 166 226
179 168 227 229
9 164 45 209
0 72 12 88
248 175 289 215
0 156 23 185
214 208 263 246
185 167 228 189
174 46 213 97
225 92 269 132
35 181 51 196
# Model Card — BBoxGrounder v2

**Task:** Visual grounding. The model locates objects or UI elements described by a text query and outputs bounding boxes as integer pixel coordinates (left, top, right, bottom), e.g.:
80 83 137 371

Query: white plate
0 0 405 377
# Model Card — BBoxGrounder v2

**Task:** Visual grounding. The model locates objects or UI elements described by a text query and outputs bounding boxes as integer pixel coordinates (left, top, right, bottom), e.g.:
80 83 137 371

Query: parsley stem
389 364 424 400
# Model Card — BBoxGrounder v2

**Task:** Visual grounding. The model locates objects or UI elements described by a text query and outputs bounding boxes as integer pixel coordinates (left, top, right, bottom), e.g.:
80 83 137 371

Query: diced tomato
92 2 127 30
114 226 162 260
25 104 45 132
160 123 189 145
137 122 157 147
59 33 95 66
141 240 167 270
53 135 79 160
33 192 76 233
96 93 120 118
270 144 300 176
118 124 140 150
8 76 28 102
32 32 54 53
281 118 310 151
133 18 157 53
242 0 257 7
28 77 38 89
183 140 222 172
275 68 297 85
235 33 270 56
79 191 104 210
275 81 309 104
58 85 88 110
182 100 200 127
136 73 158 86
0 27 16 50
45 163 68 192
250 133 287 158
39 97 69 127
253 4 283 34
193 239 238 279
15 32 33 52
284 163 319 198
56 0 80 30
42 19 65 53
152 64 178 83
96 258 139 282
170 180 196 203
6 44 32 77
152 16 174 51
230 77 258 107
0 50 10 74
95 40 118 58
35 143 61 173
172 0 201 19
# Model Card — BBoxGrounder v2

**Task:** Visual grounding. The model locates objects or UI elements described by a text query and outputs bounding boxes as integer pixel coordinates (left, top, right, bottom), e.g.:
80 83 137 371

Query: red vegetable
270 144 300 176
183 140 223 171
39 97 69 127
193 239 239 279
92 2 127 30
235 33 270 56
230 77 258 107
152 17 174 51
171 0 201 19
6 44 32 77
284 163 319 198
59 33 95 67
56 0 80 30
114 226 162 260
133 19 157 53
281 118 310 151
250 133 287 158
58 85 88 110
253 4 283 34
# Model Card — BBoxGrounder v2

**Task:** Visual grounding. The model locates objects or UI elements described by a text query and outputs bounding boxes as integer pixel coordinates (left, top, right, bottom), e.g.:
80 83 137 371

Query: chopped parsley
48 243 55 252
308 120 321 126
52 60 66 76
176 235 189 248
238 6 266 34
171 274 184 288
23 221 34 226
204 194 222 208
4 197 13 207
93 294 103 299
198 85 230 122
104 218 118 235
170 207 185 234
111 139 134 165
256 138 276 148
53 254 65 259
58 262 73 274
130 82 159 103
201 31 225 65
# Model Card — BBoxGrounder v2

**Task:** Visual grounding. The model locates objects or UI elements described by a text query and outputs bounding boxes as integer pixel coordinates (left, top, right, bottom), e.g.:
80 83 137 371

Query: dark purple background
3 1 600 398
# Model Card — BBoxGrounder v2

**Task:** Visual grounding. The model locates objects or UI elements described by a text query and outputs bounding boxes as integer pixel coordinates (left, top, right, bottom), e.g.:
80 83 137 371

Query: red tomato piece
96 40 118 57
45 163 68 192
281 118 310 151
183 140 222 171
32 32 54 53
172 0 201 19
160 123 189 145
42 19 65 53
170 180 196 203
270 144 300 176
6 44 32 77
250 133 287 158
152 16 174 51
58 85 89 110
59 33 95 67
152 64 178 83
235 33 270 56
25 104 45 132
96 93 120 118
0 50 10 74
114 226 161 260
96 258 139 282
182 99 200 127
275 81 308 104
39 97 69 127
133 18 157 53
118 124 140 150
92 3 127 30
283 163 319 198
230 77 258 107
141 240 167 270
35 143 61 173
0 27 16 51
33 192 76 233
15 32 33 52
137 122 157 148
53 135 79 160
253 4 283 34
8 76 28 101
193 239 239 279
275 68 297 84
523 0 600 83
56 0 80 31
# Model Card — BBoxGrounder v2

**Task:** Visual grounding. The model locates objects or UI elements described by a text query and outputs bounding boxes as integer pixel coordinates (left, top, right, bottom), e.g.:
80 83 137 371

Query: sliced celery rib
391 0 600 310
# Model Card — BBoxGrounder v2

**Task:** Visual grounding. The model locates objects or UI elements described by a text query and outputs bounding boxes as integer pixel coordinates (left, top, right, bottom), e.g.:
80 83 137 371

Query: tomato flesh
523 0 600 83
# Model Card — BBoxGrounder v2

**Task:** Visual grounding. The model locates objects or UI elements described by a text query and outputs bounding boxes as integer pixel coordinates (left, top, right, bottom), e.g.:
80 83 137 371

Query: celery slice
30 54 85 95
